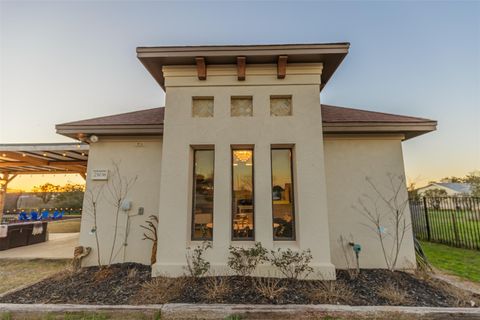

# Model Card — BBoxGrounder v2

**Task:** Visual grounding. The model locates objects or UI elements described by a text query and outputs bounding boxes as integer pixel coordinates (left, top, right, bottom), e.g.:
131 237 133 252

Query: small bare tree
140 215 159 265
354 174 410 271
84 162 137 267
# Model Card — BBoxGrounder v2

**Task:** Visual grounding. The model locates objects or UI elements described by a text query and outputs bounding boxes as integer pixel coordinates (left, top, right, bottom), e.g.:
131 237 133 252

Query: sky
0 1 479 191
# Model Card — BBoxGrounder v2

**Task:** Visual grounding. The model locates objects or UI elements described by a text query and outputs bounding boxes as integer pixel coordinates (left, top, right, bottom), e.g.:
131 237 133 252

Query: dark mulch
1 264 478 307
0 263 151 305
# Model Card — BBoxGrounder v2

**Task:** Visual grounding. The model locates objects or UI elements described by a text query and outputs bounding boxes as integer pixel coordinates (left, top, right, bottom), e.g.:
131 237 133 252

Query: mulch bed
1 263 478 307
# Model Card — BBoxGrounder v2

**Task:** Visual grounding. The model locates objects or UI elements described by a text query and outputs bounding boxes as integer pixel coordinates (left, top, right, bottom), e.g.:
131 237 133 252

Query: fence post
423 197 431 241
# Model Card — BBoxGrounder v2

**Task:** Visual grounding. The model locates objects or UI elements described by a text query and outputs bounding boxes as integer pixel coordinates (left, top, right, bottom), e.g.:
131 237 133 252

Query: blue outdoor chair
40 210 50 220
58 211 65 219
30 211 39 221
52 210 60 219
18 211 29 221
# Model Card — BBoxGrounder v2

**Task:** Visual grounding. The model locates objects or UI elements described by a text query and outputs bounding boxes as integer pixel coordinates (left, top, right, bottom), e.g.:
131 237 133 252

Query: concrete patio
0 233 78 259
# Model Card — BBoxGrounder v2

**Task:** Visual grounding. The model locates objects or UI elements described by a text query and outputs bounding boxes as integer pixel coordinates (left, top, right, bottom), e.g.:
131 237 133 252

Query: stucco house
56 43 437 279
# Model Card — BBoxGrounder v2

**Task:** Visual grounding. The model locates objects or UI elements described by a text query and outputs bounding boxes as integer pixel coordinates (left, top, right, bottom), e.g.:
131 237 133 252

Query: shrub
203 276 231 302
228 242 268 277
425 277 479 307
185 241 212 277
377 283 410 306
253 277 286 303
131 276 187 304
307 280 353 304
270 248 313 279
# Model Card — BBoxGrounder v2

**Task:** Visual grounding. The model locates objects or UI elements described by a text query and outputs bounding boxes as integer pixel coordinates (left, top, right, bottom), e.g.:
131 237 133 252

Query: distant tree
440 176 463 183
54 184 85 209
32 183 85 208
464 171 480 197
423 188 448 198
407 182 419 200
32 183 61 204
423 188 448 209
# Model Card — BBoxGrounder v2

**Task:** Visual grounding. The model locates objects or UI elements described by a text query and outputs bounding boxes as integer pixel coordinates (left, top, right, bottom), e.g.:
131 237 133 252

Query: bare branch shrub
269 248 313 279
84 162 137 266
185 241 212 277
227 242 268 277
306 279 354 304
140 215 159 265
377 283 410 305
131 276 187 304
253 277 286 303
127 268 138 280
203 276 231 302
353 174 410 271
93 266 114 283
85 186 104 267
426 277 479 307
337 235 359 279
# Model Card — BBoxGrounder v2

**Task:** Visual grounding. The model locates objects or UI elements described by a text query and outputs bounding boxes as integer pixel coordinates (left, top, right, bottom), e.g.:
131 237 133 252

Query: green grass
420 241 480 282
0 259 70 294
414 209 480 249
48 219 81 233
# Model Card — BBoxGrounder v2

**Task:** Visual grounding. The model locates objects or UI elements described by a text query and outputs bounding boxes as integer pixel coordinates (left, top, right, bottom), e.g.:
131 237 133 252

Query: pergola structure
0 143 89 221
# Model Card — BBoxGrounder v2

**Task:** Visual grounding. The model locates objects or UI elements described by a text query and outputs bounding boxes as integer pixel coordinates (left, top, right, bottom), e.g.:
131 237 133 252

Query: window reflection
271 148 295 240
232 149 254 240
192 150 214 240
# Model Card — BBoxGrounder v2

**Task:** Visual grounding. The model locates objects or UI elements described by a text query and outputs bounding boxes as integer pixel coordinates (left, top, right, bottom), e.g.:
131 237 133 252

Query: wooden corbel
195 57 207 80
277 55 288 79
237 56 246 81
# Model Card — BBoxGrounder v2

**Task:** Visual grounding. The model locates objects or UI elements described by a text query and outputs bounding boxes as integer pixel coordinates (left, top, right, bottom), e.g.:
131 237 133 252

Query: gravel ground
1 263 478 307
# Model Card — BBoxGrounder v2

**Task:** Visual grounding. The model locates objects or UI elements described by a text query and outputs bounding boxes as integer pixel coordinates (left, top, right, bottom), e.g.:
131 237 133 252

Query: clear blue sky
1 1 479 190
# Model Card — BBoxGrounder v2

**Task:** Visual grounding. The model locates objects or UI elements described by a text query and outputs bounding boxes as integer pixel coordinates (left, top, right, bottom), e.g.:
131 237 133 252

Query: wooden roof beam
4 170 86 175
237 56 246 81
0 160 87 168
0 162 32 168
277 55 288 79
195 57 206 80
0 152 48 166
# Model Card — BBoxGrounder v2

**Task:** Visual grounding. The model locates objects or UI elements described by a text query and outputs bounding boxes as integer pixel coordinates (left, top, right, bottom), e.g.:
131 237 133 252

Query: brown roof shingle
59 107 164 126
321 104 434 123
57 104 434 127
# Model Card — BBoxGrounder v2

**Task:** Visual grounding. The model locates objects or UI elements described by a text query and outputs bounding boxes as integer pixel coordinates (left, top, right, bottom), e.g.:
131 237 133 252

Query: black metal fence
409 196 480 250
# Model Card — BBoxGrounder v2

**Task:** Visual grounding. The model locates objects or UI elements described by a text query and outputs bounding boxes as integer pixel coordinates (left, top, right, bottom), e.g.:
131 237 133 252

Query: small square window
270 96 292 116
231 97 253 117
192 97 214 118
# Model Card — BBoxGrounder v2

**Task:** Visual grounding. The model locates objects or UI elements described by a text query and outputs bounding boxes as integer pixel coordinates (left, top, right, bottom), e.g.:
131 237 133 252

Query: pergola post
0 172 17 223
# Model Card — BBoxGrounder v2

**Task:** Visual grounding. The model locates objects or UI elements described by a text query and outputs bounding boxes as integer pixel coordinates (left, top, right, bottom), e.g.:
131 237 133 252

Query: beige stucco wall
77 64 417 275
79 137 162 267
324 135 416 270
154 64 336 279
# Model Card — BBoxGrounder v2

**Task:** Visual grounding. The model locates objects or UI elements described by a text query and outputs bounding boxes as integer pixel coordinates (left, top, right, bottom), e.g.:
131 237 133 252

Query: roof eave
322 121 437 140
136 43 350 91
55 124 164 140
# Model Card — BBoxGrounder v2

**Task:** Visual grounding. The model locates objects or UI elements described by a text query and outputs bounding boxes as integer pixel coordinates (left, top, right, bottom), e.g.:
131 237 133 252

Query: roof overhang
136 43 350 91
0 143 88 176
322 121 437 140
55 124 163 140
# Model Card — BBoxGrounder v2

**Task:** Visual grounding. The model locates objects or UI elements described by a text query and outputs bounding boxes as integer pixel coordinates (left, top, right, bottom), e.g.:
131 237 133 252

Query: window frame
231 146 255 241
270 146 296 241
191 147 215 241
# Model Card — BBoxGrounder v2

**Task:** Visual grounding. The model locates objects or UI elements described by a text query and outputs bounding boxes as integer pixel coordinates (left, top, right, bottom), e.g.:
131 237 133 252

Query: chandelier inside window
234 150 252 163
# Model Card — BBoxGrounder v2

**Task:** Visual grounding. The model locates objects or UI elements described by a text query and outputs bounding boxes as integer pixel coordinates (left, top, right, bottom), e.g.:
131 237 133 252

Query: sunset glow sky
1 1 479 191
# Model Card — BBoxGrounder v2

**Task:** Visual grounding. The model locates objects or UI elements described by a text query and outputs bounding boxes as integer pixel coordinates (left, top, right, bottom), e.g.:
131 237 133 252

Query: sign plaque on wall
91 169 108 181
